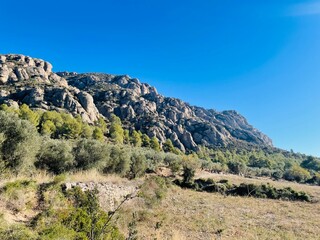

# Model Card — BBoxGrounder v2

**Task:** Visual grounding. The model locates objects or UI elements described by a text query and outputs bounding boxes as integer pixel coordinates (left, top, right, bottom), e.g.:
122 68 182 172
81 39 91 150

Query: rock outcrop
0 54 273 151
64 181 139 211
0 54 99 123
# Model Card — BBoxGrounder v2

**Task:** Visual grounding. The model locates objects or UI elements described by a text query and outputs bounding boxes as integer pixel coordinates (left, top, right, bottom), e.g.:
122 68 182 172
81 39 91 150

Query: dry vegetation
0 171 319 240
117 172 320 240
196 171 320 202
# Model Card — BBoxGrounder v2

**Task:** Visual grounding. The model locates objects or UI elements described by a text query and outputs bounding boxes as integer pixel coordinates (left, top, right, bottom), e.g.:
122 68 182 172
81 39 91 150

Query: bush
33 187 125 240
130 151 147 179
0 111 40 174
164 154 182 175
144 150 165 172
177 178 311 202
227 161 247 175
272 169 284 180
301 156 320 172
0 180 37 212
103 146 130 176
73 139 109 170
35 139 74 174
139 176 169 207
182 166 195 185
284 165 311 183
0 224 38 240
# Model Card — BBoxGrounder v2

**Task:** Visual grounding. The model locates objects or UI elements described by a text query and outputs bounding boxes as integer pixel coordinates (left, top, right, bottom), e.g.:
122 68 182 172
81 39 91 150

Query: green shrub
103 146 130 176
130 151 147 179
0 224 38 240
74 139 109 170
284 165 311 183
139 176 169 207
145 150 165 172
35 139 74 174
0 111 40 174
33 187 124 240
178 178 311 202
164 154 182 175
1 180 37 212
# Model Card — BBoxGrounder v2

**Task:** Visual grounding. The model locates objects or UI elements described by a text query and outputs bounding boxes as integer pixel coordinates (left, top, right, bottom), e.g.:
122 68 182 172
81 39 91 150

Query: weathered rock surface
64 181 139 211
0 54 99 123
0 54 273 151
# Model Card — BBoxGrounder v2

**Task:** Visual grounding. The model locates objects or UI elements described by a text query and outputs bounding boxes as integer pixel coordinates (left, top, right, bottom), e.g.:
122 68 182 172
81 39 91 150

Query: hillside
0 53 319 240
0 171 319 240
0 54 272 152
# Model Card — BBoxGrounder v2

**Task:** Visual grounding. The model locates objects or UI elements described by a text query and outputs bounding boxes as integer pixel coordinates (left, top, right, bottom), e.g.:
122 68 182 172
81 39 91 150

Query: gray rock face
0 54 273 151
61 72 272 151
0 54 99 123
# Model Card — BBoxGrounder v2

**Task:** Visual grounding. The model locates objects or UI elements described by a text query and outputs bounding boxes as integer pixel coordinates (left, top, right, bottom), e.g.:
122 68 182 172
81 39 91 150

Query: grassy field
0 171 319 240
118 172 320 240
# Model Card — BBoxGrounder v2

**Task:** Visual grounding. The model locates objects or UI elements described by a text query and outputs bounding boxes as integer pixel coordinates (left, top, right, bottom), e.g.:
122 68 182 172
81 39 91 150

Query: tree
93 127 104 142
163 139 175 153
130 130 142 147
150 136 161 152
301 156 320 172
109 114 124 144
227 161 247 175
164 154 182 175
95 117 107 133
19 104 41 127
141 134 151 148
81 124 93 139
40 111 64 136
182 166 195 185
60 113 82 139
123 129 130 144
41 120 56 136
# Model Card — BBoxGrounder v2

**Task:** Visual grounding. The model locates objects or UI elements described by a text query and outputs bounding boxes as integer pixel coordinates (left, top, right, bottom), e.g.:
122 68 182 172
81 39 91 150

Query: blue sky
1 0 320 156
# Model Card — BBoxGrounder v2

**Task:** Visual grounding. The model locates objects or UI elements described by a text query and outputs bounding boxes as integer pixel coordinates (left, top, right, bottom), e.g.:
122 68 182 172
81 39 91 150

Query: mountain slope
0 54 272 151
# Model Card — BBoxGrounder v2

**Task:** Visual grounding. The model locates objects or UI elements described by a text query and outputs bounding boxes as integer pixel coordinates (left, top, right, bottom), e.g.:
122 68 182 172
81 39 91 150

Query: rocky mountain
0 54 272 151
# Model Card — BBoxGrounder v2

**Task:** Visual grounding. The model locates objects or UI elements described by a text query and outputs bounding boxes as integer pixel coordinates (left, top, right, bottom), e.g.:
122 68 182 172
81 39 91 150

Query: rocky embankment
0 54 272 151
64 181 139 211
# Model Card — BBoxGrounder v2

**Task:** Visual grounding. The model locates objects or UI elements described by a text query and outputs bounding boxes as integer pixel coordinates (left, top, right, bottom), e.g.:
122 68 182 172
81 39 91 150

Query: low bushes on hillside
175 178 311 202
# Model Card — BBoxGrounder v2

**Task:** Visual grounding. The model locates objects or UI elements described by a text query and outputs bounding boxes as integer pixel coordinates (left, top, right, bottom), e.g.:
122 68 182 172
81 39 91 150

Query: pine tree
109 114 124 144
130 130 142 147
163 139 175 153
150 136 161 152
141 134 151 148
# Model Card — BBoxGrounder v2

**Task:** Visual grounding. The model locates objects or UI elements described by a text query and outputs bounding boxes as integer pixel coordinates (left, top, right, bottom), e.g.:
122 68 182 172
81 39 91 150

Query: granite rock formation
0 54 272 151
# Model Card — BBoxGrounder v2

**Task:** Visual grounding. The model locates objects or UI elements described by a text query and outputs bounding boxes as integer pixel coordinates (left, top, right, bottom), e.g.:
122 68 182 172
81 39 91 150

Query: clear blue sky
1 0 320 156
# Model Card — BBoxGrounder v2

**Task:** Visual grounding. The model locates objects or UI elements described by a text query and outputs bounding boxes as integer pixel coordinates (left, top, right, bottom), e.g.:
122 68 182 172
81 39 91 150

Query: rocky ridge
0 54 272 151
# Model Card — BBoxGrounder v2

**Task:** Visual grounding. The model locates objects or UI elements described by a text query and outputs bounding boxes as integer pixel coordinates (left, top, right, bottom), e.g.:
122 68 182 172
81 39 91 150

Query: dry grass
66 169 127 184
0 169 130 188
118 173 320 240
1 170 319 239
0 171 54 188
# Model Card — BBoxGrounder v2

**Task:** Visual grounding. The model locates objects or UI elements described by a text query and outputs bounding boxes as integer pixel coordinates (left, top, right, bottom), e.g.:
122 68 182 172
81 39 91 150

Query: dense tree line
0 105 187 178
197 146 320 185
0 104 319 185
